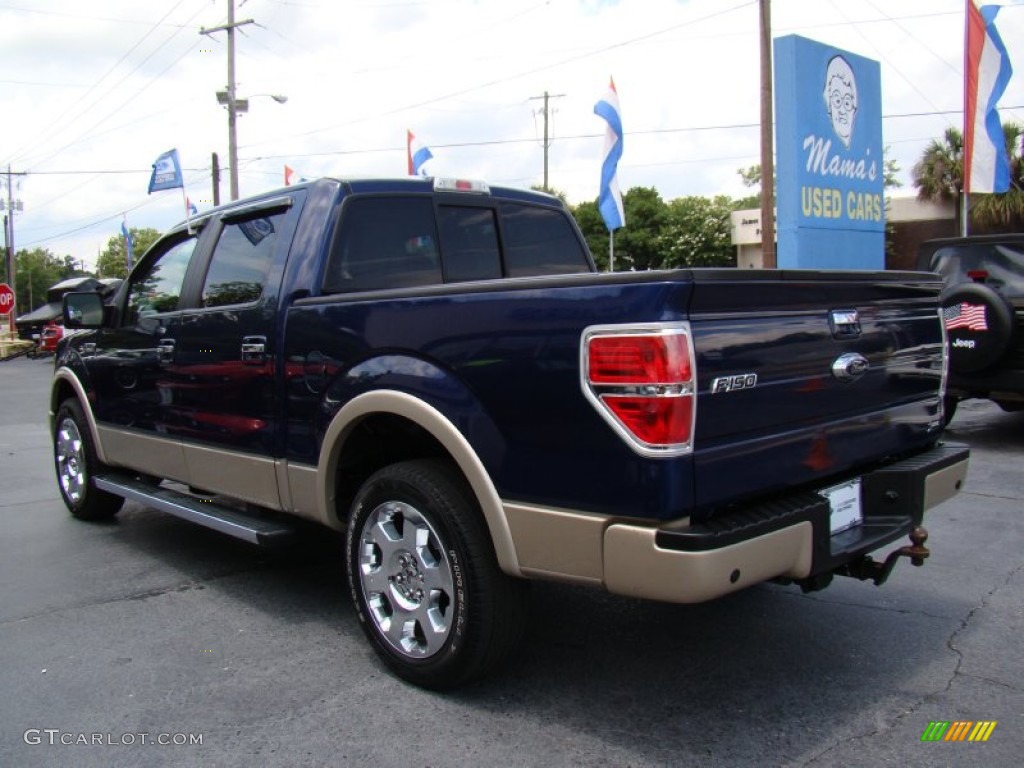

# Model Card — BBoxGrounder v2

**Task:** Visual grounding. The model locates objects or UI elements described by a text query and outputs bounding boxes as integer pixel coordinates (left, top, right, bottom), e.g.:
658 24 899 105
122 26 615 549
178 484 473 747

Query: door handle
241 335 267 364
157 338 175 364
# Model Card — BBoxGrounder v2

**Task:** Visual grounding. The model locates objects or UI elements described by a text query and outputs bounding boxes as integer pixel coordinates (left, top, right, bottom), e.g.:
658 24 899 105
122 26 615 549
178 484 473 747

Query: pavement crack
944 562 1023 692
794 563 1023 767
778 589 956 622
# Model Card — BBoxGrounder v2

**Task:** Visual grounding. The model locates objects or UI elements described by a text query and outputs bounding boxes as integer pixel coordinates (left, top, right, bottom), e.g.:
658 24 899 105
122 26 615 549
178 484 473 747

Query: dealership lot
1 355 1020 767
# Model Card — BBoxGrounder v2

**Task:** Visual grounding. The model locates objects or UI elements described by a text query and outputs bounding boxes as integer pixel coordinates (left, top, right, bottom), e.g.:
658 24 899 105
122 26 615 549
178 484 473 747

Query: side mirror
63 292 105 328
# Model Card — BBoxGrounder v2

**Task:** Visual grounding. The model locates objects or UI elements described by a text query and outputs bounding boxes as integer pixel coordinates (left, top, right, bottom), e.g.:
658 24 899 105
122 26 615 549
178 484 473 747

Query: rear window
500 202 590 276
927 244 1024 297
323 194 590 294
438 206 502 283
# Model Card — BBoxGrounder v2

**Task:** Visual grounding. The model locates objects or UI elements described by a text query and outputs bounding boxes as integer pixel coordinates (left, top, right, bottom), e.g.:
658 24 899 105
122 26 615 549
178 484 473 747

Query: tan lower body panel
923 457 969 511
504 501 815 603
503 503 606 585
603 521 814 604
97 426 189 483
183 443 282 510
282 463 328 526
95 426 289 513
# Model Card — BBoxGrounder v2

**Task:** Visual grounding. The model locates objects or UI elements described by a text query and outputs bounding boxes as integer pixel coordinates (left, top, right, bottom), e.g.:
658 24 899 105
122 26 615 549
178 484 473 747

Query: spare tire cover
940 282 1014 373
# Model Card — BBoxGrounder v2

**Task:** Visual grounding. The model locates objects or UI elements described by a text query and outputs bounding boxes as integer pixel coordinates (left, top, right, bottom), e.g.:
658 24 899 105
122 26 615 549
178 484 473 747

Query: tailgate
688 270 947 514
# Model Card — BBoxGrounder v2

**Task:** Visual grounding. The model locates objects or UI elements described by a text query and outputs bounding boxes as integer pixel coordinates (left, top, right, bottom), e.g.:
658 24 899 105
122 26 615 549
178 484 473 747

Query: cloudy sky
2 0 1022 270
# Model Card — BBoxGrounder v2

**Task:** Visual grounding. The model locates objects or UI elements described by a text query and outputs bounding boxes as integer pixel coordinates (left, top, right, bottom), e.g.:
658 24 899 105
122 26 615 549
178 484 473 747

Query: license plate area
821 479 862 534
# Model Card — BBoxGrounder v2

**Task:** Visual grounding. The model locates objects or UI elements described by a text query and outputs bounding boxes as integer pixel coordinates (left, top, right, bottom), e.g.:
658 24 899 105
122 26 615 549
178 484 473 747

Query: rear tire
942 395 959 426
346 459 528 689
54 399 124 520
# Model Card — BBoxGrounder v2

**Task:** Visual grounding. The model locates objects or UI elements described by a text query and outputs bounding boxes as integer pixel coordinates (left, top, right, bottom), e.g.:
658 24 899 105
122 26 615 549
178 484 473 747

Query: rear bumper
602 442 969 603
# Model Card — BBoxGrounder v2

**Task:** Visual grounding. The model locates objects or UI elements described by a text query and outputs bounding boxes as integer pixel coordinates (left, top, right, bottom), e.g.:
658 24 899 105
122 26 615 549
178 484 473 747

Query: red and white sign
0 283 14 315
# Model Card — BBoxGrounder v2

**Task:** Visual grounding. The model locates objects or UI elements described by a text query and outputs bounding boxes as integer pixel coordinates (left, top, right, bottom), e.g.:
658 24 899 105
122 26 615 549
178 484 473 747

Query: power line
17 105 1018 176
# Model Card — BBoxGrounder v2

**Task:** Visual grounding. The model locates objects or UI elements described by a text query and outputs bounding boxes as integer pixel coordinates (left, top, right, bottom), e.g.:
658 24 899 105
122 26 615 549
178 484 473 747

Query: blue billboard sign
774 35 885 269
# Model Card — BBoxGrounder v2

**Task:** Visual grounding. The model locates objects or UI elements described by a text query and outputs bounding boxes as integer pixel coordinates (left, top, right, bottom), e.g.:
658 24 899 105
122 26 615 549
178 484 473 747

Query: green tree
660 196 735 268
571 187 668 271
612 186 669 271
96 227 161 279
912 126 963 212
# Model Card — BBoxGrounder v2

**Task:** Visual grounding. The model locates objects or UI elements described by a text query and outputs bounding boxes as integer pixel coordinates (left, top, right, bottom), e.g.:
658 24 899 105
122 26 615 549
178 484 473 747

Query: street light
215 91 287 201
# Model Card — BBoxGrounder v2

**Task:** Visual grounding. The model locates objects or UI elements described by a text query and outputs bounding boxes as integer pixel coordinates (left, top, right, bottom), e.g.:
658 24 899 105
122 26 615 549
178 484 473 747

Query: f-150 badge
711 373 758 393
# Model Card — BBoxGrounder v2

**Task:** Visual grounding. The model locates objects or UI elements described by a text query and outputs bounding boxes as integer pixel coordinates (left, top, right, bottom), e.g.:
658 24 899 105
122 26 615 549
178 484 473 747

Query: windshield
927 244 1024 298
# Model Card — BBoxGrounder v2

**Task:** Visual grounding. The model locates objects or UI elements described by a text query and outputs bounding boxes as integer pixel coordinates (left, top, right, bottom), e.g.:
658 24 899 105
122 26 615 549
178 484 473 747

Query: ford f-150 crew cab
52 177 969 689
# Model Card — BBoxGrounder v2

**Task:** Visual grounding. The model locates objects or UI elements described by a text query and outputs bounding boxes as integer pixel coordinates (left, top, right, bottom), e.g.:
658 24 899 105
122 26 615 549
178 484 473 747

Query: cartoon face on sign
823 55 858 147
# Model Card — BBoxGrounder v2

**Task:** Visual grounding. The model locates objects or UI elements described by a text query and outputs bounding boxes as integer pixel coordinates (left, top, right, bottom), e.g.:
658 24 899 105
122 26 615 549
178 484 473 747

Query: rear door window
324 197 442 293
201 212 285 307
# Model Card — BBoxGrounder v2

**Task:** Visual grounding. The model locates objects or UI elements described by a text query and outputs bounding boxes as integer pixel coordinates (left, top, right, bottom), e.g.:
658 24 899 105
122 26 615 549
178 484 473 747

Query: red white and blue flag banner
944 301 989 331
284 165 308 186
965 1 1013 194
407 130 434 176
594 78 624 232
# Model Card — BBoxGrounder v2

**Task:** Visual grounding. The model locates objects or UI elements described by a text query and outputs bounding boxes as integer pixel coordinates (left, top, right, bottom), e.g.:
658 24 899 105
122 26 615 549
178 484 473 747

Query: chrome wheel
356 501 455 659
56 417 87 504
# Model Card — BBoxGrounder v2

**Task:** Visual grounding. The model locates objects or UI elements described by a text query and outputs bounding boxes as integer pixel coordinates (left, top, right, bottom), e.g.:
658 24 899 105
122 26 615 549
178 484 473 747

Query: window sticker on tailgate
821 479 862 534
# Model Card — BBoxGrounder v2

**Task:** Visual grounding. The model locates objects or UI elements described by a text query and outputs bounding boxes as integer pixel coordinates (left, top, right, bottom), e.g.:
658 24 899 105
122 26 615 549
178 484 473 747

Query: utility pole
211 152 221 207
529 91 565 192
2 165 26 296
759 0 777 268
201 1 254 201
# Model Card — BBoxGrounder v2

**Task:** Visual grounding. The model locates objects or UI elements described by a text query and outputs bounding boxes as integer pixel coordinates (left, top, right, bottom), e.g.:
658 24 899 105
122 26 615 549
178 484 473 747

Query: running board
94 474 295 546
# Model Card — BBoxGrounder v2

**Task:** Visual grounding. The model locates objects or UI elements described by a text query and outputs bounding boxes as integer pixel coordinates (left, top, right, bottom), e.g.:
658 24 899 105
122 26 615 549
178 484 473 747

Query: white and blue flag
148 149 183 194
594 78 624 231
121 219 134 270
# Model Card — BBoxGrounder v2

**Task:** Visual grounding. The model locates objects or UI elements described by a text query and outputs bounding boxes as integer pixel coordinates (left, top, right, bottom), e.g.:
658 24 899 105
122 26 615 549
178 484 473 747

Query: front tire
54 399 124 520
346 459 528 689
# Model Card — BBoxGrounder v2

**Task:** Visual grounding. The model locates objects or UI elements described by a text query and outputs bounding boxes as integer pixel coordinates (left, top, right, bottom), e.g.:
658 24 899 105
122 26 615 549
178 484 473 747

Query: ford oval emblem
832 352 869 382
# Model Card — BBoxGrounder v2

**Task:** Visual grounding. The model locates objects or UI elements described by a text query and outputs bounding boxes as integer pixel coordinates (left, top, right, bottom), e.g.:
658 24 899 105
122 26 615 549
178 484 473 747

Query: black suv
917 234 1024 421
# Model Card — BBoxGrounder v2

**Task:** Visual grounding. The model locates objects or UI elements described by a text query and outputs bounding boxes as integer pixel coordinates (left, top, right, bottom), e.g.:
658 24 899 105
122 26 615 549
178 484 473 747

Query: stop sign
0 283 13 315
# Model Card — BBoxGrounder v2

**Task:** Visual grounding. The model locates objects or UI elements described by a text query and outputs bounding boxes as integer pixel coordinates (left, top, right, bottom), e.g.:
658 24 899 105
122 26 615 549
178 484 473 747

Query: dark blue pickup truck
52 177 969 688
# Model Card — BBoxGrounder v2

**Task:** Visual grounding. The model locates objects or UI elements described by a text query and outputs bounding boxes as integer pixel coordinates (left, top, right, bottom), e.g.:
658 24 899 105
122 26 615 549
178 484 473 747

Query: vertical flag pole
594 77 625 272
963 0 970 237
182 187 193 232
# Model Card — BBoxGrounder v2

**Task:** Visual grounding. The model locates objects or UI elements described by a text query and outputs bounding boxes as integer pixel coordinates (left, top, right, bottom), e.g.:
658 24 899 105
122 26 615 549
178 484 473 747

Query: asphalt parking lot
1 354 1021 768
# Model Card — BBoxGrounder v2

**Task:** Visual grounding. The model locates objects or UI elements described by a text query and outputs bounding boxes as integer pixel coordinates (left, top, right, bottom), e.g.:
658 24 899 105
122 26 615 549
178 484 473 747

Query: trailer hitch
835 526 930 587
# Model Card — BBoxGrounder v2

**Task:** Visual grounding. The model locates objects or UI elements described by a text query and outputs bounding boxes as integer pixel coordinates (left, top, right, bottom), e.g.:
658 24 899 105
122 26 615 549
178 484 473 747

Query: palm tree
912 123 1024 234
912 126 963 211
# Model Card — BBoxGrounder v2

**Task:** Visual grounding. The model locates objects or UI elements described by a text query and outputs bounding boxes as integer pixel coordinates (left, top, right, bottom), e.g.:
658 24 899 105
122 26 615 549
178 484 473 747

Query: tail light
581 324 696 456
